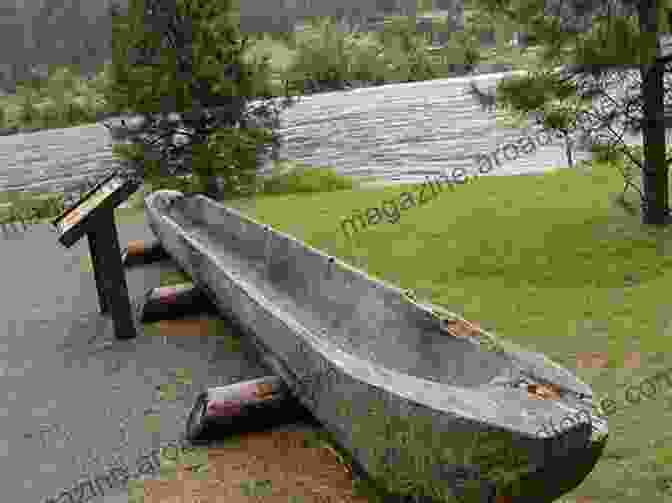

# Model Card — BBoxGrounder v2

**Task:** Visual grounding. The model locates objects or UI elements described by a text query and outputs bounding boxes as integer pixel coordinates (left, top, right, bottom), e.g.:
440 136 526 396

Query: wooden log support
122 239 170 268
137 283 219 323
185 376 314 444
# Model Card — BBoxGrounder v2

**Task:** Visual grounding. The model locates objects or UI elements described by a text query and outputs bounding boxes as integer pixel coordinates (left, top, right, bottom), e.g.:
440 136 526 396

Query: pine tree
105 0 300 199
471 0 672 224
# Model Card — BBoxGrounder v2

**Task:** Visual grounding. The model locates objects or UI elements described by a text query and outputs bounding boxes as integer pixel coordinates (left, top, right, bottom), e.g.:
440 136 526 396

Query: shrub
77 92 108 121
285 16 354 93
264 28 296 47
342 32 388 83
286 14 441 90
45 66 80 97
0 192 64 231
257 162 355 195
40 102 64 128
37 194 66 218
449 30 482 68
373 17 438 82
63 100 94 125
17 92 40 125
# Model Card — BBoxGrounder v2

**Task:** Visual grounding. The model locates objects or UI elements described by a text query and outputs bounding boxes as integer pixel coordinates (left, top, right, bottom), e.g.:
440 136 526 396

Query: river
0 70 647 196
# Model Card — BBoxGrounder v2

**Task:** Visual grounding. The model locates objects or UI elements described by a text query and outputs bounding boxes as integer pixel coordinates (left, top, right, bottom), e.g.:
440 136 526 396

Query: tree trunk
565 134 574 169
638 0 669 225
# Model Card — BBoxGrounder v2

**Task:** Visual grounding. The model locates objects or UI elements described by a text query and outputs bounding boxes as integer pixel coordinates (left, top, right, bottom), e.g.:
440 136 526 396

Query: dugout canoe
144 189 608 503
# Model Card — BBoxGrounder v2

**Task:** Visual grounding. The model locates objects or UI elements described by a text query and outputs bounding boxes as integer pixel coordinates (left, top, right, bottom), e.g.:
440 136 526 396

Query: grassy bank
0 160 353 244
217 161 672 502
0 190 66 231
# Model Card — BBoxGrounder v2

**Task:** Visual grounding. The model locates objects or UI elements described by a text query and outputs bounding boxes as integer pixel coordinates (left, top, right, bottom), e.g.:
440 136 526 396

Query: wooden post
87 209 136 339
88 229 110 314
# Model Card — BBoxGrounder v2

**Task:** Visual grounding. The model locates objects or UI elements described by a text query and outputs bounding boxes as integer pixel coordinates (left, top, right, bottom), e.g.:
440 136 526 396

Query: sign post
88 228 111 314
52 172 141 339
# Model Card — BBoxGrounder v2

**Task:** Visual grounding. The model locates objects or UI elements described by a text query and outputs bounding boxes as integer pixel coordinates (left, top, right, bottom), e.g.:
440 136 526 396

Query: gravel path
0 217 273 503
0 71 646 195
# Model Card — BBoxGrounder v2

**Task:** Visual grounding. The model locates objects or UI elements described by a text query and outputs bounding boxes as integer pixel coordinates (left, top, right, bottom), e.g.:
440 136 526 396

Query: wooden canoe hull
145 190 607 502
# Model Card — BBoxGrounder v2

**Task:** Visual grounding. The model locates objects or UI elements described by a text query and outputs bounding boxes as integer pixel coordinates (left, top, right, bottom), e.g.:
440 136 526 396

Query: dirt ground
132 311 375 503
136 426 372 503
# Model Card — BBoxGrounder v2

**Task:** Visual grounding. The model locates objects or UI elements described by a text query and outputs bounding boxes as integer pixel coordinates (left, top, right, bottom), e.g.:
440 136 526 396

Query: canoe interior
161 199 525 389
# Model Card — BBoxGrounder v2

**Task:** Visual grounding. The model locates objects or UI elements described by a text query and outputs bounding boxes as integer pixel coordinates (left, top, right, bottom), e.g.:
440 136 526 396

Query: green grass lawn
220 161 672 502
